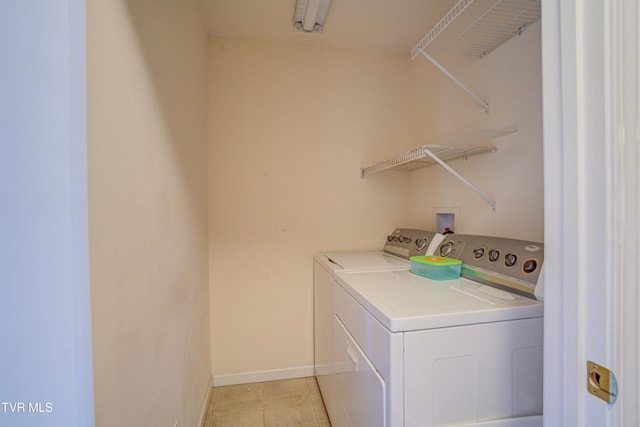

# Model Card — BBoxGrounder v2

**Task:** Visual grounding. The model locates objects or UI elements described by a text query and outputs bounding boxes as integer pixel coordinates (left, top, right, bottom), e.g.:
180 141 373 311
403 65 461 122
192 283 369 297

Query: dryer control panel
436 234 544 299
382 228 445 260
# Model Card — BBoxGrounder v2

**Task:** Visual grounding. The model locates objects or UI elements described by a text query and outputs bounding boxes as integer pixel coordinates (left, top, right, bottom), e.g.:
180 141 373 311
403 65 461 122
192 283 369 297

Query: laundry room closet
206 0 543 383
86 0 544 425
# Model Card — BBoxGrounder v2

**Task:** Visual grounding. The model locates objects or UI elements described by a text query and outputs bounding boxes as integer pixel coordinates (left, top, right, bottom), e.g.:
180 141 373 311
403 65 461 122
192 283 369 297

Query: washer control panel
382 228 444 259
437 234 544 299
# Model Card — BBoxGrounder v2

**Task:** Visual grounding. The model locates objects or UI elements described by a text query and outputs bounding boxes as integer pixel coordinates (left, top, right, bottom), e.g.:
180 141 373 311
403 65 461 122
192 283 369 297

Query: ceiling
199 0 459 55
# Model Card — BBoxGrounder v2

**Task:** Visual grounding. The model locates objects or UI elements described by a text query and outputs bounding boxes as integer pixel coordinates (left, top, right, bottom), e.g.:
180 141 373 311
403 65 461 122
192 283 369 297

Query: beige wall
407 22 544 242
207 38 414 378
87 1 210 426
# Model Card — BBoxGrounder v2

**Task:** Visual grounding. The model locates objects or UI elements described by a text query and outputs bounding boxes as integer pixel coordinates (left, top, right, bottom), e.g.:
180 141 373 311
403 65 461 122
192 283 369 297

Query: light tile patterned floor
202 377 331 427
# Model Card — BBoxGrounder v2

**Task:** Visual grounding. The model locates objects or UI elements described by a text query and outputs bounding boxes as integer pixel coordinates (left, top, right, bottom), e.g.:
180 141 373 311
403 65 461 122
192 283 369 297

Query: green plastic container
410 256 462 280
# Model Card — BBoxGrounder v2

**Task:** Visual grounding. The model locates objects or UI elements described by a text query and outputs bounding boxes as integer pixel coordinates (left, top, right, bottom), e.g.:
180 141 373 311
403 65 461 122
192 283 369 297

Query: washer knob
523 259 538 273
473 248 485 259
505 253 518 267
415 238 426 251
488 249 500 262
439 242 454 257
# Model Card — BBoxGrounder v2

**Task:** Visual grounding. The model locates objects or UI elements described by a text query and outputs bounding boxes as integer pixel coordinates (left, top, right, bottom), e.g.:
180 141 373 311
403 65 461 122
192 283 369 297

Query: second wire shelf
359 144 494 178
359 125 518 210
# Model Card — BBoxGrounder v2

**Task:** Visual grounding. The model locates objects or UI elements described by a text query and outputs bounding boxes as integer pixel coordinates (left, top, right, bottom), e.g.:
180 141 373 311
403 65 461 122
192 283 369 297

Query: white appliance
314 229 445 424
328 234 545 427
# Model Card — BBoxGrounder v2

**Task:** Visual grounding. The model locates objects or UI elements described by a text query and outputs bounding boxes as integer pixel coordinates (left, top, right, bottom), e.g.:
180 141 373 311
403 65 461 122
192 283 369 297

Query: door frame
542 0 639 425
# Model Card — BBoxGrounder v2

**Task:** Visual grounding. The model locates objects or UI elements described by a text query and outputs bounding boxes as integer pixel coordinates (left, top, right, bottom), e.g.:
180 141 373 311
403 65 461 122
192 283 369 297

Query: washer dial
523 259 538 273
439 242 454 257
505 253 518 267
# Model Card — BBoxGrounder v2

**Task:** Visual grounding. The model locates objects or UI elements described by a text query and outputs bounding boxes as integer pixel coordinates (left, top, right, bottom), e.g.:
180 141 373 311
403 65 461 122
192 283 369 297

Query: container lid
410 256 462 266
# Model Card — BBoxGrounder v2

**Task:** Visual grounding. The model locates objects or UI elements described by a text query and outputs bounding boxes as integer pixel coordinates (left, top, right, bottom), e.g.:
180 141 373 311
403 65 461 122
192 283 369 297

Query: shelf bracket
421 146 496 210
417 49 489 113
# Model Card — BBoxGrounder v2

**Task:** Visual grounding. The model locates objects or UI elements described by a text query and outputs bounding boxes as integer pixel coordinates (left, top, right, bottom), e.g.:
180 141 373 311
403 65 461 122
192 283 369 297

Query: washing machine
331 234 545 427
314 229 445 424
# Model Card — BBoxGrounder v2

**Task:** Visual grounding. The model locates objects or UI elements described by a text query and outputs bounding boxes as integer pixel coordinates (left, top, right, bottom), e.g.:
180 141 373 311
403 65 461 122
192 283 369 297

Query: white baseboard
212 365 314 387
197 374 214 427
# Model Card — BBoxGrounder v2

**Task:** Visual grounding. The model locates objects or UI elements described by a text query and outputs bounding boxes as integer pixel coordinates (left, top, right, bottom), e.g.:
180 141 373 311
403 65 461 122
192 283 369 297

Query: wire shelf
359 124 517 209
411 0 541 59
360 145 495 177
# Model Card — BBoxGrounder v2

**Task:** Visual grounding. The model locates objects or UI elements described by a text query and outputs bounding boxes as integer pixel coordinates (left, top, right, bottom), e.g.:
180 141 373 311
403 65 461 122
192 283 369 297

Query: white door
542 1 639 425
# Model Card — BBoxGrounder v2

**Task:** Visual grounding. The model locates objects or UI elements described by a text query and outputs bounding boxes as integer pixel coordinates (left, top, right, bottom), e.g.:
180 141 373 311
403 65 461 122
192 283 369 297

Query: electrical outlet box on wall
433 207 459 234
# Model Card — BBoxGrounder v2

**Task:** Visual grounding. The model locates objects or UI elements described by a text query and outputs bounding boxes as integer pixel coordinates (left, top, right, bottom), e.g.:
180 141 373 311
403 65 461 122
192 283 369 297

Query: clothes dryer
313 229 444 423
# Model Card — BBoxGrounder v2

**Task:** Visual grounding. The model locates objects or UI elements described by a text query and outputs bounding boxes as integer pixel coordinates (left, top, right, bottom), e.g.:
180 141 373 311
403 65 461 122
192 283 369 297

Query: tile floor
202 377 331 427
